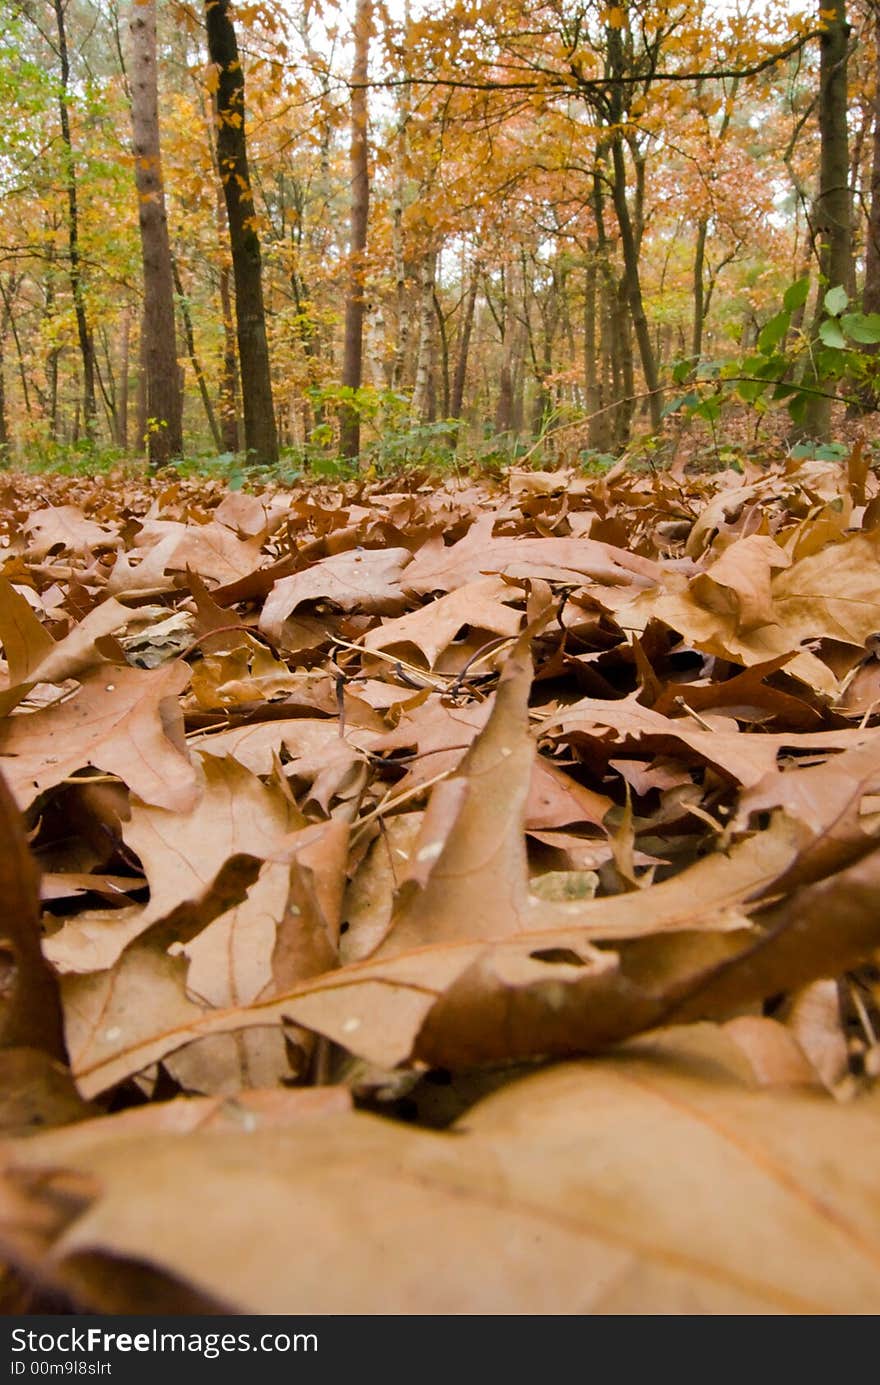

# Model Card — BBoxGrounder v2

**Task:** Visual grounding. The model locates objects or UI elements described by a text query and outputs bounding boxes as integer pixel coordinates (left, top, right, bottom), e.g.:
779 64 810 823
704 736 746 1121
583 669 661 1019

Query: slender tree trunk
288 250 324 429
804 0 852 437
205 0 278 464
47 346 60 440
118 305 130 450
495 293 516 436
451 267 478 419
597 294 614 452
864 1 880 316
94 340 120 443
584 251 600 426
610 133 661 430
495 272 526 437
172 259 222 449
692 220 708 362
53 0 97 438
340 0 372 459
218 263 239 451
589 155 616 450
0 294 9 457
390 2 412 391
434 290 450 417
411 250 436 422
129 0 183 465
613 274 635 444
136 311 148 448
0 277 31 420
42 232 61 440
200 87 240 451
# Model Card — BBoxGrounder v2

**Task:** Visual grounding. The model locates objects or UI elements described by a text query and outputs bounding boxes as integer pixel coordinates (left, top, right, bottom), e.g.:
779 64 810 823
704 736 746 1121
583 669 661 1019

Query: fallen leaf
260 547 412 645
4 1043 880 1312
0 662 199 812
0 769 64 1057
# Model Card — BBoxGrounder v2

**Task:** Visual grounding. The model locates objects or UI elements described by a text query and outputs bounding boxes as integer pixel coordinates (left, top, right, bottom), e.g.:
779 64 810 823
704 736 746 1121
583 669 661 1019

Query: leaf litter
3 454 880 1312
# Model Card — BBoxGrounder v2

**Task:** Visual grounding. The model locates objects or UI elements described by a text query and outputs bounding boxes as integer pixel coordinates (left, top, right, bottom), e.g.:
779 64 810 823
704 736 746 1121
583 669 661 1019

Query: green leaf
671 359 693 385
824 285 849 317
753 354 787 380
841 312 880 345
736 379 767 403
816 346 845 377
694 396 721 423
787 392 809 426
783 277 810 313
818 318 847 349
791 441 849 462
757 309 790 354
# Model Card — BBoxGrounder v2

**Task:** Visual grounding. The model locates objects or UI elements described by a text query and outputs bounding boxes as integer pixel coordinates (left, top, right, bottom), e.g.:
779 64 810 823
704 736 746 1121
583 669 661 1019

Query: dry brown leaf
260 547 412 644
4 1042 880 1312
552 694 876 788
779 980 851 1095
363 576 523 670
689 533 790 633
0 580 53 684
376 649 535 955
24 506 117 561
0 591 133 715
58 812 812 1090
44 757 296 976
403 515 660 593
0 661 199 812
108 519 263 596
0 1049 92 1136
0 770 64 1058
618 527 880 695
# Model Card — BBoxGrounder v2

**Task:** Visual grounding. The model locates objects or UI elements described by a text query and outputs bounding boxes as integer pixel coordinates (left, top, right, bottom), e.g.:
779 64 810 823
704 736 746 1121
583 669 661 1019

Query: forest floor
2 443 880 1313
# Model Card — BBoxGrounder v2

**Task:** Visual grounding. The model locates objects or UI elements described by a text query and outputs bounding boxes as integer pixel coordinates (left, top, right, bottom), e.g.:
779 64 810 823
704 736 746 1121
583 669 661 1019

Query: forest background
0 0 877 476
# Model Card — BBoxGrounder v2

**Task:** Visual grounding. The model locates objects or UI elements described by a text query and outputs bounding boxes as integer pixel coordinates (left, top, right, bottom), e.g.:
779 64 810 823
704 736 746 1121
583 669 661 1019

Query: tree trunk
129 0 183 466
0 294 9 458
135 312 148 451
53 0 97 439
864 1 880 316
434 290 450 417
815 0 853 292
390 1 412 391
42 232 61 441
173 258 222 450
205 0 278 464
201 88 240 451
692 220 707 362
118 305 130 450
411 251 436 422
584 251 600 429
803 0 852 438
589 155 617 450
0 277 31 421
94 328 120 444
218 264 240 452
610 133 661 430
613 274 635 445
451 267 478 419
340 0 372 459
